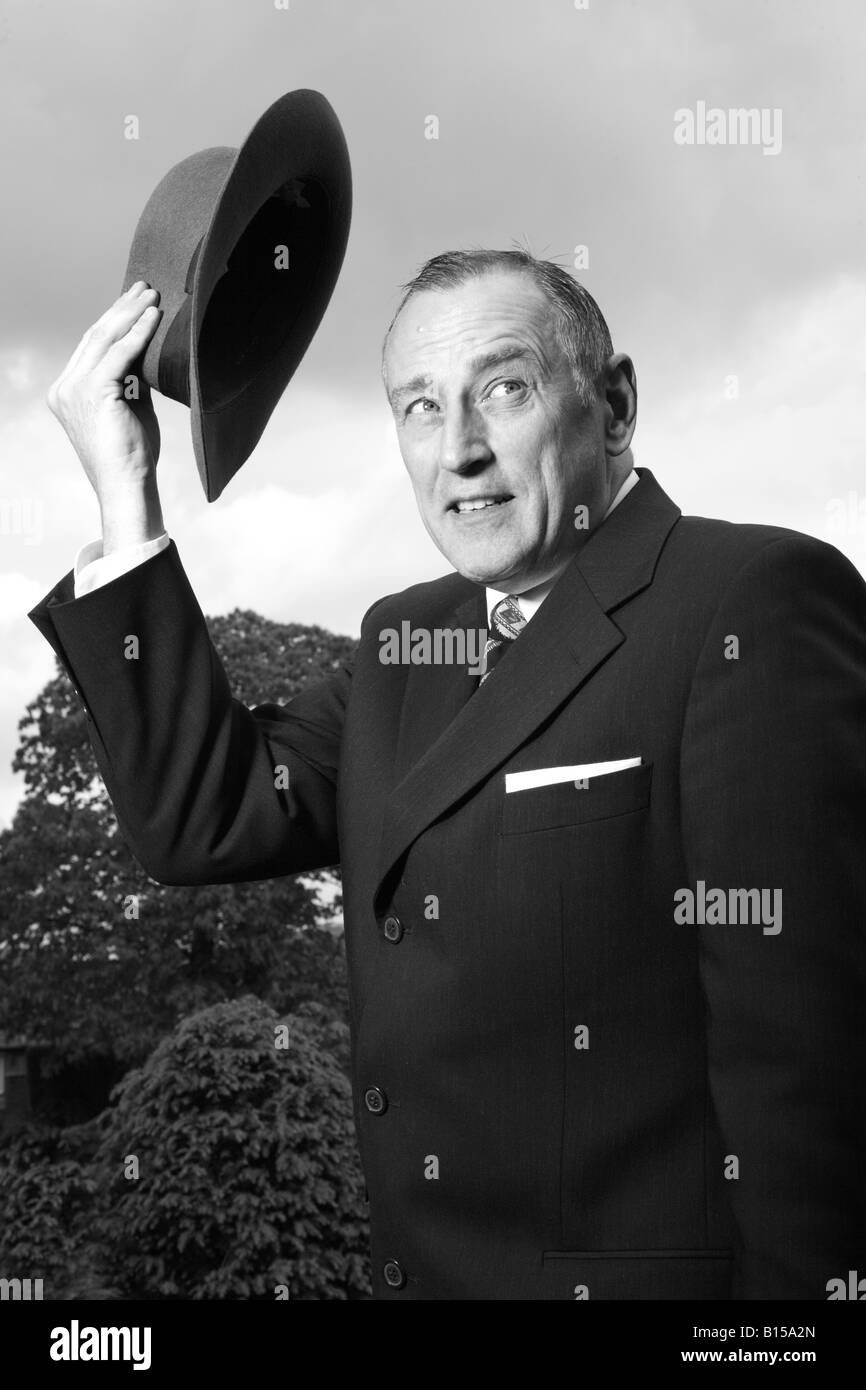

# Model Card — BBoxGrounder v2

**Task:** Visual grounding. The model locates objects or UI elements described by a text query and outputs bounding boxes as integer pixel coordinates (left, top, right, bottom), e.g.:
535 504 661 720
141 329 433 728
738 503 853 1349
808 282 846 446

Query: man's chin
446 547 530 588
423 509 531 583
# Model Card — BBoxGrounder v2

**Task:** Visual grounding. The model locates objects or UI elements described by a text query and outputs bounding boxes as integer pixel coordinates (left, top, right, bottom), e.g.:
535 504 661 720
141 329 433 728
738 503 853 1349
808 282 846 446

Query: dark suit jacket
28 468 866 1300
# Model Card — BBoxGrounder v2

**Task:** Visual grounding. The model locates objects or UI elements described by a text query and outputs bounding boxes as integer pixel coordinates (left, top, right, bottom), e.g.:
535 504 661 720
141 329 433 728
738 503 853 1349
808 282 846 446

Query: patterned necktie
479 594 527 685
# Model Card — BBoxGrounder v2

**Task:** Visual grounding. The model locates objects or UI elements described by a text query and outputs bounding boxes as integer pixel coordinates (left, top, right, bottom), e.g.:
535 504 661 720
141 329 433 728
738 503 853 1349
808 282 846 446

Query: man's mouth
449 495 513 514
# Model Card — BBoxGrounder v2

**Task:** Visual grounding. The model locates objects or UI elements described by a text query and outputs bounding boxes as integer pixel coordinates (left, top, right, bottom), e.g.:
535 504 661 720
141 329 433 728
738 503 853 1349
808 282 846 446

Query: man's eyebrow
464 344 539 376
389 372 434 404
388 344 538 405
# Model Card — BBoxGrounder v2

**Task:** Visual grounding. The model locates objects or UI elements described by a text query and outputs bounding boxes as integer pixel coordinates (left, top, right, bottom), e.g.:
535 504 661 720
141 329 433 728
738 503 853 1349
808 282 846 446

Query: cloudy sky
1 0 864 827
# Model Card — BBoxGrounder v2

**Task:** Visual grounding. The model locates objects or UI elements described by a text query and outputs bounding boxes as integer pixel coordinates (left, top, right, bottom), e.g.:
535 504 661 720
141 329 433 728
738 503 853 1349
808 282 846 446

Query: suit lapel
390 588 485 785
372 468 681 908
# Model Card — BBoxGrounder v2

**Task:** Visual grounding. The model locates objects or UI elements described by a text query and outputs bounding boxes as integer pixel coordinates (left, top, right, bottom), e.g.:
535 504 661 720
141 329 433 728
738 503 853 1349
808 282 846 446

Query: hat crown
125 149 236 286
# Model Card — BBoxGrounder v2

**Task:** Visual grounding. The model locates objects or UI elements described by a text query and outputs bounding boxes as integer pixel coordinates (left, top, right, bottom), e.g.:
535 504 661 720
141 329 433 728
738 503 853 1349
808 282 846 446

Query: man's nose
438 403 493 473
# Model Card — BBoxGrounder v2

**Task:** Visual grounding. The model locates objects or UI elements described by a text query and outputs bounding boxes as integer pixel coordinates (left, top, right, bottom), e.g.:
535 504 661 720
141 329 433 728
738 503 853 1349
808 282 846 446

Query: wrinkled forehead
384 272 558 387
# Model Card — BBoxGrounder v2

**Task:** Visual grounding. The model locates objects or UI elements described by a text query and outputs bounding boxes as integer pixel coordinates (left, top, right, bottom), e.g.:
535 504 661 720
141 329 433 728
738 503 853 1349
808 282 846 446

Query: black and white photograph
1 0 864 1355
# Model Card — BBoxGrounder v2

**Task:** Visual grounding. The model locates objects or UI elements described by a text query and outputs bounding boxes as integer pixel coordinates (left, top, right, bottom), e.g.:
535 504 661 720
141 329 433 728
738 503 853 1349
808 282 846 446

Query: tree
93 997 370 1299
0 610 357 1098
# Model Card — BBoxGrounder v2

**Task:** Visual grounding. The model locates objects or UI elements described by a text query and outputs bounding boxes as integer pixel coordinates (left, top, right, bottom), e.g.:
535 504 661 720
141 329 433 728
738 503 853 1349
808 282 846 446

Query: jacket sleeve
27 539 359 887
680 533 866 1299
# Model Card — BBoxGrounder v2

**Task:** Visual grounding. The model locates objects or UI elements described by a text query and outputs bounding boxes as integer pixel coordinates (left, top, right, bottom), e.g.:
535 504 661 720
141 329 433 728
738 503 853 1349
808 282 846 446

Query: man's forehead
394 271 548 339
388 341 540 399
385 272 554 389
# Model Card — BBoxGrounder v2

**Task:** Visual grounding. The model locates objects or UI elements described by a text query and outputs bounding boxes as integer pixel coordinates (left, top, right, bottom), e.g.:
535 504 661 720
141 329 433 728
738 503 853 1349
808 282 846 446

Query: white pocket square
505 758 642 793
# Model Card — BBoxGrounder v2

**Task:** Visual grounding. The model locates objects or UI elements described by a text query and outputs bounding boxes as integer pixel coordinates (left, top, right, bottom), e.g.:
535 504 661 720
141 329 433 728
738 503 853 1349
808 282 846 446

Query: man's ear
602 353 637 457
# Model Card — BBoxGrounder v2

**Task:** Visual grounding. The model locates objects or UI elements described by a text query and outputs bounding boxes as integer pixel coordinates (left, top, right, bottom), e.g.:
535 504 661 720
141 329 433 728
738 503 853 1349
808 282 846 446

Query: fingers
52 285 151 394
47 284 163 420
101 300 163 382
77 284 162 378
62 283 160 382
64 284 146 375
63 288 138 377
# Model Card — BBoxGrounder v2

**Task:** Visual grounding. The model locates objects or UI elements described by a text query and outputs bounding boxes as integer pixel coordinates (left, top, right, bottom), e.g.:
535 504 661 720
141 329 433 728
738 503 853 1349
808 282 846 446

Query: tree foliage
0 1124 99 1296
0 609 356 1085
0 1000 370 1300
94 997 369 1299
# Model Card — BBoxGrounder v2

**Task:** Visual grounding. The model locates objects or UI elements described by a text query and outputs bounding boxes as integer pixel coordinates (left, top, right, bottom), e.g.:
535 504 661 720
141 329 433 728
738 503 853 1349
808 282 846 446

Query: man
29 250 866 1300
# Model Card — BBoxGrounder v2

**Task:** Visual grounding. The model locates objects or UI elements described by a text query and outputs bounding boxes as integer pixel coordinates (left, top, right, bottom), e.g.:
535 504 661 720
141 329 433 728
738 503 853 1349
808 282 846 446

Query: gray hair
382 248 614 406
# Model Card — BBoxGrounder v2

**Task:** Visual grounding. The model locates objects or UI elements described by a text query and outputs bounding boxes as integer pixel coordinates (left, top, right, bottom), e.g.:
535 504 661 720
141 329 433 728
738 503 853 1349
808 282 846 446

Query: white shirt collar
484 469 639 626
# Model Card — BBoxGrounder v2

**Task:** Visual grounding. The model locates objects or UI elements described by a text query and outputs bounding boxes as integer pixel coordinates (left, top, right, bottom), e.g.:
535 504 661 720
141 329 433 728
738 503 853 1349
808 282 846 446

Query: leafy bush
93 996 370 1299
0 1125 102 1297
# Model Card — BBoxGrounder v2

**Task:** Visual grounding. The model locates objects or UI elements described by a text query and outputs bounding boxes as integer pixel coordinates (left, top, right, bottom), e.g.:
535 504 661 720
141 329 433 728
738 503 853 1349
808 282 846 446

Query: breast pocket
500 761 652 836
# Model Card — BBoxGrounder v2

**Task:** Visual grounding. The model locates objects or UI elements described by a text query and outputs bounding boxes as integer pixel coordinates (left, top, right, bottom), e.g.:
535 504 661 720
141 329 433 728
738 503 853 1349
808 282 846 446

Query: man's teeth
454 498 508 512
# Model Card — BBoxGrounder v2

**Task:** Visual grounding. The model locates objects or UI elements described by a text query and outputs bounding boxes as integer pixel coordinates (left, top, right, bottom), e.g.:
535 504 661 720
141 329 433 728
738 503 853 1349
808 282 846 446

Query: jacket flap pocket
541 1248 733 1300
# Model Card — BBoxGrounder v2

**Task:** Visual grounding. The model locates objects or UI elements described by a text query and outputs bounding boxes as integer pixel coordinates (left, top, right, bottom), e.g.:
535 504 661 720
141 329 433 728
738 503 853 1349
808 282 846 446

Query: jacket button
383 1259 405 1289
364 1086 388 1115
382 914 403 943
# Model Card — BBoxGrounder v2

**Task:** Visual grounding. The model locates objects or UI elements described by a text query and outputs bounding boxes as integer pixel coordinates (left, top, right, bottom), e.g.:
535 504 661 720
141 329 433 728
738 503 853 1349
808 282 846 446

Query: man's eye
487 379 525 399
406 398 437 416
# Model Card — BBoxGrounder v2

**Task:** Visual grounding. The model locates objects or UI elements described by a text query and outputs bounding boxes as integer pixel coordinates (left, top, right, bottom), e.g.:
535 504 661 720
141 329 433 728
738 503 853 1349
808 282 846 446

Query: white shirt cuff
73 532 171 598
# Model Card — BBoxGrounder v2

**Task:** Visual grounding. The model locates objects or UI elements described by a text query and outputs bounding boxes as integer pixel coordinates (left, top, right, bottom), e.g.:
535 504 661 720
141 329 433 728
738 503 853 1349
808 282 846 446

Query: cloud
637 273 866 577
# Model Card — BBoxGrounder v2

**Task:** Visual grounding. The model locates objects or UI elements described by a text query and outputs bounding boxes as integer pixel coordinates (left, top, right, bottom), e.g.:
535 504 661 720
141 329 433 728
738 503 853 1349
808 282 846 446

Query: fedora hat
122 89 351 502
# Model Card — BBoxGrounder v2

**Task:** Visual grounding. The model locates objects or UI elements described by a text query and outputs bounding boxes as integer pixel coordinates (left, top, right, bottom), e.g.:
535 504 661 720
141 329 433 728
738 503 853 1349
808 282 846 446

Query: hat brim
188 90 351 501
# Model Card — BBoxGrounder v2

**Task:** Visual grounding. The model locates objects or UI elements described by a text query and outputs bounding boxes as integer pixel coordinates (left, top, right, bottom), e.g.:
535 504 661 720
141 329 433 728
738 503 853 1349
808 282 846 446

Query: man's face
384 270 612 591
